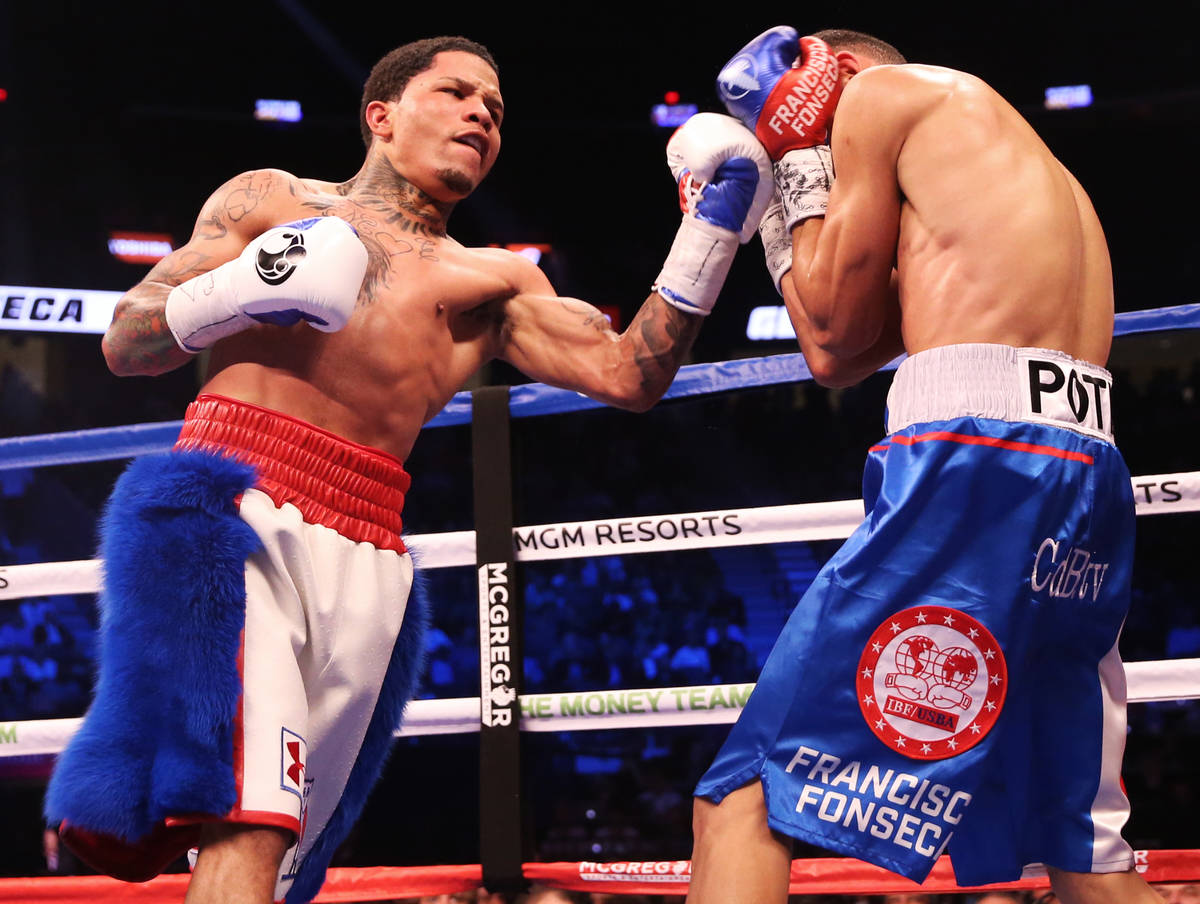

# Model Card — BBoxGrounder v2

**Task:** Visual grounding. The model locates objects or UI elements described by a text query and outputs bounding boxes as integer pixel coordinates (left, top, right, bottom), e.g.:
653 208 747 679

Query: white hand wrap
652 217 739 316
757 190 792 296
165 217 367 352
652 113 774 315
774 145 834 231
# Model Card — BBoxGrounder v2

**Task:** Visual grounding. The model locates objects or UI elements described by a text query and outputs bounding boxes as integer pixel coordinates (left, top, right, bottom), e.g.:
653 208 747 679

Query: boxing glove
652 113 774 315
165 216 368 352
717 27 842 159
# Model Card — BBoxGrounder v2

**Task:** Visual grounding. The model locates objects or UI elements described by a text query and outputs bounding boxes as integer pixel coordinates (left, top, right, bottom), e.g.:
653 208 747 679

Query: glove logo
856 606 1006 761
717 55 761 102
255 228 308 286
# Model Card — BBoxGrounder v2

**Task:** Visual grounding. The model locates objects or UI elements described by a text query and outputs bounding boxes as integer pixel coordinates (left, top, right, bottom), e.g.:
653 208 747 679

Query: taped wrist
757 193 792 296
652 215 738 316
164 266 249 352
774 145 834 231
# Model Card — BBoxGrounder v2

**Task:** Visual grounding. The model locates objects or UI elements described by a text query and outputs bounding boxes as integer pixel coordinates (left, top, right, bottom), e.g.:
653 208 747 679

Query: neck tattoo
349 153 452 237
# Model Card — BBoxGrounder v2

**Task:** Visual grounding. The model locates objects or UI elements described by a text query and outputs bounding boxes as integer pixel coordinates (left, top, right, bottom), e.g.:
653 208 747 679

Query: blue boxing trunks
695 343 1137 886
46 394 428 904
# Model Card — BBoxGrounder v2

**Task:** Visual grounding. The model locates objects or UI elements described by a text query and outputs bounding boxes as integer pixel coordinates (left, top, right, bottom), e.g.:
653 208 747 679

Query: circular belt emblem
857 605 1007 761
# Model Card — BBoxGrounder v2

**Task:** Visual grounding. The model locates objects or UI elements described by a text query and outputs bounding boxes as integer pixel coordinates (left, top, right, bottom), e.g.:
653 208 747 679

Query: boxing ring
1 303 1199 901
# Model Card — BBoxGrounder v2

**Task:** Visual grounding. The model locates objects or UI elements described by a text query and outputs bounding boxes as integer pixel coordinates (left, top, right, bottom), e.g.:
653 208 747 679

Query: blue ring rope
2 303 1196 471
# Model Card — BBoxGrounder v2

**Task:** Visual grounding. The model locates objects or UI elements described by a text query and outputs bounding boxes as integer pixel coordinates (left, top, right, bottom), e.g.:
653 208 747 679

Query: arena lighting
254 98 303 122
502 243 551 266
746 305 797 341
597 305 621 330
0 88 8 102
107 231 174 265
1044 84 1093 110
0 285 121 335
652 90 697 128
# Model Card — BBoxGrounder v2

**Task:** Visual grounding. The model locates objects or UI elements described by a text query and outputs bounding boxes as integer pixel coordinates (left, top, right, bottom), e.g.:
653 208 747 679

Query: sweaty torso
201 170 524 461
873 66 1113 365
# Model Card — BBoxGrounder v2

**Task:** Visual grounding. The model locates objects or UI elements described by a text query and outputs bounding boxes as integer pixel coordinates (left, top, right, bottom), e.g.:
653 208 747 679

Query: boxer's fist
165 216 368 352
667 112 774 244
652 114 774 316
717 27 842 159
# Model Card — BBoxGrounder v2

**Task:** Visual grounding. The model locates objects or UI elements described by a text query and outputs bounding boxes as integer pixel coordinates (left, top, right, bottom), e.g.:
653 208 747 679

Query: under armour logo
280 728 307 796
286 741 304 786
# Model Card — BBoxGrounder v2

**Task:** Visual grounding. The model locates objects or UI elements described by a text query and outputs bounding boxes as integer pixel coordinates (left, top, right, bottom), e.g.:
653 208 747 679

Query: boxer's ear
835 51 867 81
363 100 395 143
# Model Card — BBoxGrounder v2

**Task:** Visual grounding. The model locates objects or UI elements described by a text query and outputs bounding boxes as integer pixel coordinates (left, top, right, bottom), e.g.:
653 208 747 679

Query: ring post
472 385 526 894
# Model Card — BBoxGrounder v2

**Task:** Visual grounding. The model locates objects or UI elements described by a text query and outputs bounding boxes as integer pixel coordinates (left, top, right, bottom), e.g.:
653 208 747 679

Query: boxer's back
855 65 1113 366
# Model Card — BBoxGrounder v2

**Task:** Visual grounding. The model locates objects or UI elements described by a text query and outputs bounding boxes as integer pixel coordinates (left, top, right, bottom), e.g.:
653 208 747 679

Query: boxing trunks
695 344 1136 886
45 394 428 904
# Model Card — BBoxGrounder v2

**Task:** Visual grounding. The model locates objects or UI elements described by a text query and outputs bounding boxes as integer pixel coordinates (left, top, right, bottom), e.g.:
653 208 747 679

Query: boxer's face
383 51 503 202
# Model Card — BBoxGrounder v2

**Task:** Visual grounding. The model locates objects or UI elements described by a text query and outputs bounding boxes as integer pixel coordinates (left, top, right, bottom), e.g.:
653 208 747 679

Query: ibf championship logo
857 606 1006 761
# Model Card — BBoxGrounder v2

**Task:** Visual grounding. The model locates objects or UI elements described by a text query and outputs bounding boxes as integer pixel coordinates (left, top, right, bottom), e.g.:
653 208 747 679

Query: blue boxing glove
718 28 841 231
717 27 842 159
165 216 368 352
652 113 774 316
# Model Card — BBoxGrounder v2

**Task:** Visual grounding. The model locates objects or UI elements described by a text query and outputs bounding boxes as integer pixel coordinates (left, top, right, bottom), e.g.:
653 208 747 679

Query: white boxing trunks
47 393 426 904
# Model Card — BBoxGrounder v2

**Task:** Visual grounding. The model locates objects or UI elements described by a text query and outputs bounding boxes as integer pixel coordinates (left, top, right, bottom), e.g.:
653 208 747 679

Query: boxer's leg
687 781 792 904
1048 866 1162 904
186 823 291 904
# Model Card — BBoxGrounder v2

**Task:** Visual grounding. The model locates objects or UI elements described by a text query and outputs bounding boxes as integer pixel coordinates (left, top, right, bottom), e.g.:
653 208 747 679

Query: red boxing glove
756 36 843 159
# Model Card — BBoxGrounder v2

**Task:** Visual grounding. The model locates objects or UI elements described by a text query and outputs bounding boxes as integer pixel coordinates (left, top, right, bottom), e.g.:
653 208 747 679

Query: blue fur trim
284 562 429 904
45 449 260 841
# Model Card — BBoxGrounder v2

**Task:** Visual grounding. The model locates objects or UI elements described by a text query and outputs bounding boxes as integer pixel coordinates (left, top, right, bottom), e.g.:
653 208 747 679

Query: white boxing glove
652 112 774 315
165 216 368 352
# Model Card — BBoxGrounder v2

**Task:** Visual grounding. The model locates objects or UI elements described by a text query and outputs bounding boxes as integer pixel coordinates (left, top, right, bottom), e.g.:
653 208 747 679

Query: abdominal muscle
200 278 493 462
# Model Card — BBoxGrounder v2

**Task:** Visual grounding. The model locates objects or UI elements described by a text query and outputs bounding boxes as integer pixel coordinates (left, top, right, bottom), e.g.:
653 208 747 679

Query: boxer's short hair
813 29 906 65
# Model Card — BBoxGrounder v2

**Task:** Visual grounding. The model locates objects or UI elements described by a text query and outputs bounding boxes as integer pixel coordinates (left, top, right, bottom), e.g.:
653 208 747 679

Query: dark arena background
1 2 1198 901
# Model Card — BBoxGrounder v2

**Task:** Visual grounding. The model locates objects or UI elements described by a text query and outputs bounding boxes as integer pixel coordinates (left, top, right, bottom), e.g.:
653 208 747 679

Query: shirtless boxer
686 27 1156 904
41 36 772 904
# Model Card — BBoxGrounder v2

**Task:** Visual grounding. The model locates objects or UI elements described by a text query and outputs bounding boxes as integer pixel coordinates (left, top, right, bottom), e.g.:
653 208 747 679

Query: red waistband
175 394 410 553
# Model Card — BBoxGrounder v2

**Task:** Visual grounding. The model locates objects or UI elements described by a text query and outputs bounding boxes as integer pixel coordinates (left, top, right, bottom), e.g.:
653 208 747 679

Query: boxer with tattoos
44 36 772 904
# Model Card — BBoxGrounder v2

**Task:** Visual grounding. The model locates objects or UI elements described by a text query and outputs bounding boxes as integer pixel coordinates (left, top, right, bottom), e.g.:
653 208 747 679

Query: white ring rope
2 470 1196 599
4 662 1199 760
2 471 1196 760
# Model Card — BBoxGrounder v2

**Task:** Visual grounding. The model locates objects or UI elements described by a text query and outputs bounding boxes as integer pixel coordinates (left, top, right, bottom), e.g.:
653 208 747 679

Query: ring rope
2 470 1197 600
2 850 1199 902
5 657 1199 762
3 477 1196 756
2 303 1197 472
2 305 1197 896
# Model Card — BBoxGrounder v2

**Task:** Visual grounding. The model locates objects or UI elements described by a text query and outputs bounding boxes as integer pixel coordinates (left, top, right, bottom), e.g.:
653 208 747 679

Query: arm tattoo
221 171 275 222
104 288 192 374
627 297 703 396
147 250 214 287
